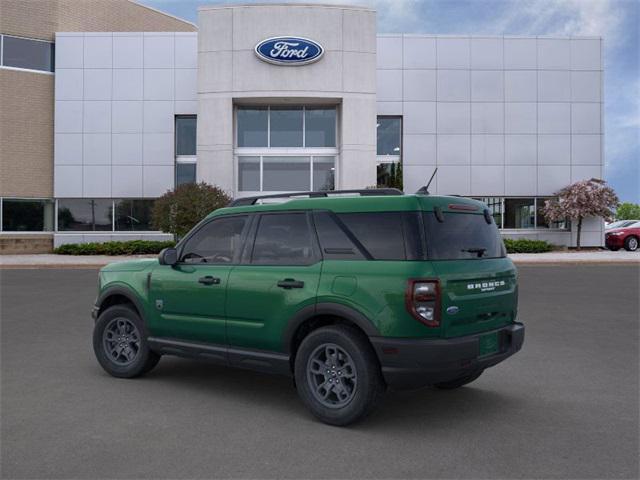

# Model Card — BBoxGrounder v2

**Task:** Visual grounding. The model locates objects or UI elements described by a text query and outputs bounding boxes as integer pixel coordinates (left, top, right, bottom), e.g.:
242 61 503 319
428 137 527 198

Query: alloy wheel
306 343 357 408
103 317 141 366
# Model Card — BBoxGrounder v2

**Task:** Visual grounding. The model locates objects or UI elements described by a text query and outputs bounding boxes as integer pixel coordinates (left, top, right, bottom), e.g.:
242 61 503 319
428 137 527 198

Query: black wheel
294 325 385 426
93 305 160 378
434 370 483 390
624 236 638 251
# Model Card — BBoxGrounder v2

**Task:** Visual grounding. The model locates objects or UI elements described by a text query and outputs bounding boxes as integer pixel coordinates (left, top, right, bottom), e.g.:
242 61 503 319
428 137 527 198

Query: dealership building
0 1 604 252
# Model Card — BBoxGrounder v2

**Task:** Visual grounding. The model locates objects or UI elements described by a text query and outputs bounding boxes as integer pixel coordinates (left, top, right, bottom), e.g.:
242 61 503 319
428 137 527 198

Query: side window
251 213 315 265
180 216 247 264
313 211 365 260
337 212 421 260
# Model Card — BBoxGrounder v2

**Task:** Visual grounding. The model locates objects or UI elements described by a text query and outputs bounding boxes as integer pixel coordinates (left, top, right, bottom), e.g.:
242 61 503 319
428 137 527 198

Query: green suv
92 189 524 426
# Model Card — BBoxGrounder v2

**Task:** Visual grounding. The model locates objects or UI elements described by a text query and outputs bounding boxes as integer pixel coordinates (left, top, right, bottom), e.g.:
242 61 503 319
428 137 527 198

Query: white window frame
0 34 55 75
235 105 339 193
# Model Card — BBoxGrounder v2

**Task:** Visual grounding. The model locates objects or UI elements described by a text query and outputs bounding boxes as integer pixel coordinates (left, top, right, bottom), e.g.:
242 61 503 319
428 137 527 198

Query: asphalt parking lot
1 265 638 479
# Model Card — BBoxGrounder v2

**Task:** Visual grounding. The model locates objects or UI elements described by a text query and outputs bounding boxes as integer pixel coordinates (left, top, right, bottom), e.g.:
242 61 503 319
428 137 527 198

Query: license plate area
478 331 499 357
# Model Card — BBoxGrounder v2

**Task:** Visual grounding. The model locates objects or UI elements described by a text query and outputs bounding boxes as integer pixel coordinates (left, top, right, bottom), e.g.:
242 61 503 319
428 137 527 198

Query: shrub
151 182 232 238
503 238 554 254
54 240 175 256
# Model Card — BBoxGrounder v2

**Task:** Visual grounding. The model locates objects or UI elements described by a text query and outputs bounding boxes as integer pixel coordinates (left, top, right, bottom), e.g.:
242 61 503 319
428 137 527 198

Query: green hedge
504 238 554 254
54 240 175 256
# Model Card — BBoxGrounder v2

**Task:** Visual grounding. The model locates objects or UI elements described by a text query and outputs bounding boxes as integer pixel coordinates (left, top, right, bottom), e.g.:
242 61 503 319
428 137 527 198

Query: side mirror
158 247 178 266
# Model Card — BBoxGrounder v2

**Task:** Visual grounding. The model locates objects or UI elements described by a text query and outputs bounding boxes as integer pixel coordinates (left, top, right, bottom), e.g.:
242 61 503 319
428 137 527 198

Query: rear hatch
423 210 517 338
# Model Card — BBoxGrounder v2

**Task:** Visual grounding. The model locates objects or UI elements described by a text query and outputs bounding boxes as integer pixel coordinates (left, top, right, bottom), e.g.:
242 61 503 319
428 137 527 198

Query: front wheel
624 236 638 251
93 305 160 378
434 370 483 390
294 325 385 426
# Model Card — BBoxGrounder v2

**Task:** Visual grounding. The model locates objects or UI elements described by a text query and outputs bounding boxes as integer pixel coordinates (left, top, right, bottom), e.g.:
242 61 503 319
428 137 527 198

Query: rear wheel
93 305 160 378
624 236 638 251
294 325 385 426
434 370 483 390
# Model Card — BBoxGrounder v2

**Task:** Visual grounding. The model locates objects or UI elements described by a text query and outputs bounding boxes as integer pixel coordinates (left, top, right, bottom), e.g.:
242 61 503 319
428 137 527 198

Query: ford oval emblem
255 36 324 66
446 306 460 315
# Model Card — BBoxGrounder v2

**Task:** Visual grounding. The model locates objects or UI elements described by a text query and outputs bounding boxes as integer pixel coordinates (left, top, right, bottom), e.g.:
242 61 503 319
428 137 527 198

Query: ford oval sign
255 37 324 66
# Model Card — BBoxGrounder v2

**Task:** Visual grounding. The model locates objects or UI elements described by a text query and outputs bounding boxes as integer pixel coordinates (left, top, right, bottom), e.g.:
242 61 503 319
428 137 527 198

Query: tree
616 202 640 220
151 182 232 238
543 178 619 250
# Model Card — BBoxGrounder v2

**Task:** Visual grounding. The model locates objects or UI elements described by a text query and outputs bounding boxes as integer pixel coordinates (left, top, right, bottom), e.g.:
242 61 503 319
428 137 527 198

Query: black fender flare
95 285 147 321
282 302 380 354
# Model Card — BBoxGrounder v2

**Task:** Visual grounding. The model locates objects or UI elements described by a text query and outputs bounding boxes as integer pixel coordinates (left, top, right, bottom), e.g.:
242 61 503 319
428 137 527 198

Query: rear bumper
370 323 524 390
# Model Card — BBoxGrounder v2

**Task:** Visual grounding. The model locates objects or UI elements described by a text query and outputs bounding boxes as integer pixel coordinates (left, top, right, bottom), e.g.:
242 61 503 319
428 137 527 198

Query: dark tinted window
114 199 155 231
181 216 247 264
313 211 365 260
423 212 505 260
176 163 196 186
237 107 268 147
337 212 418 260
2 35 54 72
305 108 336 147
2 199 53 231
175 116 196 155
376 117 401 156
252 213 314 265
57 199 112 231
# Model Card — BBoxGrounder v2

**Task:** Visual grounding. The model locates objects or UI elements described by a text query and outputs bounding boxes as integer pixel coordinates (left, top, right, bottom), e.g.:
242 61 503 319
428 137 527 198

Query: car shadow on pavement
134 356 524 430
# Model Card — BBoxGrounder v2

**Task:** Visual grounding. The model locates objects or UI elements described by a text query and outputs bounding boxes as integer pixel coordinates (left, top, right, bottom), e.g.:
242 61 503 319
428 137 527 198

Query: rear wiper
461 247 487 258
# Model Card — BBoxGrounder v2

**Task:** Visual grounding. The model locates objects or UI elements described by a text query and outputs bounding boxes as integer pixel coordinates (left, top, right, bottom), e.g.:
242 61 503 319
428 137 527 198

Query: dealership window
53 199 158 232
114 199 155 231
376 117 402 189
175 115 196 186
472 197 568 230
1 198 54 232
235 105 337 192
0 35 54 73
57 199 112 231
504 198 535 229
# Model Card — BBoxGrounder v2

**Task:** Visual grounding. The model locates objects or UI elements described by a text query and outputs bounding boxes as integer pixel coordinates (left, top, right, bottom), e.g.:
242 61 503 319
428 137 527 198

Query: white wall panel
403 134 436 165
537 39 570 69
377 36 403 69
471 135 504 165
55 134 83 165
143 133 174 165
538 135 570 165
538 165 570 195
437 70 470 101
437 166 470 195
437 103 470 134
538 103 570 134
83 36 112 69
571 39 601 70
112 101 143 133
504 38 536 69
403 70 436 101
505 71 536 101
571 103 601 134
505 103 536 134
83 101 111 133
175 34 198 68
403 102 436 134
112 166 143 197
437 135 470 164
376 70 403 101
402 36 436 69
55 166 83 197
144 69 174 100
113 35 143 68
83 133 111 165
571 71 601 102
538 70 570 101
143 35 174 68
471 165 504 196
505 165 536 195
83 165 111 197
505 135 536 165
471 103 503 134
55 101 83 133
112 134 143 165
436 38 470 69
84 69 112 100
55 35 84 68
471 38 503 69
143 166 174 197
471 70 503 101
143 101 174 133
571 135 602 165
112 69 143 100
56 69 83 100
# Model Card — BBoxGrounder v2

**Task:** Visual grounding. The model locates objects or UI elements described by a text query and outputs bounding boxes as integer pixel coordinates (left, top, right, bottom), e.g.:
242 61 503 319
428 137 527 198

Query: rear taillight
405 279 440 327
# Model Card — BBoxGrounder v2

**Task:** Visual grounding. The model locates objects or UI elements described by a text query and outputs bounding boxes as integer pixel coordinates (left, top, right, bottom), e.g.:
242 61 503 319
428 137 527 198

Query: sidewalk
1 251 638 268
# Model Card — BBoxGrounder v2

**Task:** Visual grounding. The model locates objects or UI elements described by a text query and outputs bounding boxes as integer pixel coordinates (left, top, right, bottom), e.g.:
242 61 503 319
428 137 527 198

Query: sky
140 0 639 203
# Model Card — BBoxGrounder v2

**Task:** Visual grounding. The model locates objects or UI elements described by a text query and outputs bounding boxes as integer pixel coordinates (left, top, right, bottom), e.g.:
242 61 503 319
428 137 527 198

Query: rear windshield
423 212 505 260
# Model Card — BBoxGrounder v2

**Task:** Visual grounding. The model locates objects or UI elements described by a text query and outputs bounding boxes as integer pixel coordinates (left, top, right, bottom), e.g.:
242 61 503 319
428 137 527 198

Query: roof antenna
416 167 438 195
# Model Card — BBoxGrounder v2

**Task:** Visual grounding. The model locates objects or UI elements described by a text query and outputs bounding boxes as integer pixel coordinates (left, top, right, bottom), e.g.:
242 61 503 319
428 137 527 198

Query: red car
605 221 640 251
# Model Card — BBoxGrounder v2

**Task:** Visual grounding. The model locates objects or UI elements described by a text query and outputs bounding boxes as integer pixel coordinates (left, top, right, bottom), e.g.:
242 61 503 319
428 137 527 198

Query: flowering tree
543 178 619 250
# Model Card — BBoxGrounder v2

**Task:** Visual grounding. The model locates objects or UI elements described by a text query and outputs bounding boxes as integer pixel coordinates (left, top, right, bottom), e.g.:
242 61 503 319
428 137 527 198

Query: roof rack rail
228 188 404 207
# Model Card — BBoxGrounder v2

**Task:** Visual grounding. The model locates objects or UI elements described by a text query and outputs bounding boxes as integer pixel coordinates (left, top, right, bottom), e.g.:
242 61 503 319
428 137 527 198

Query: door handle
198 276 221 285
277 278 305 289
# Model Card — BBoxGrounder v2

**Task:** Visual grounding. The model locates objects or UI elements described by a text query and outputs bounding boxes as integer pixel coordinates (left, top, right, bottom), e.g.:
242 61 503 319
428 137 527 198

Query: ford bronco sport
92 189 524 426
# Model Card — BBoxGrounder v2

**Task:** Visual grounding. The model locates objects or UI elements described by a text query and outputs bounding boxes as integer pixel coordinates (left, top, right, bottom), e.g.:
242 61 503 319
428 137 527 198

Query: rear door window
251 213 316 265
313 211 365 260
336 212 422 260
423 212 505 260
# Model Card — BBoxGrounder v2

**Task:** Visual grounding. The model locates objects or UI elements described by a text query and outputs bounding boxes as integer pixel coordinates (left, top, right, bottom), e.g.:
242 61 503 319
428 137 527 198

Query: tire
624 236 639 252
607 246 620 251
93 305 160 378
294 325 385 426
434 370 483 390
